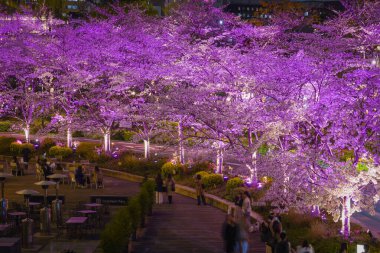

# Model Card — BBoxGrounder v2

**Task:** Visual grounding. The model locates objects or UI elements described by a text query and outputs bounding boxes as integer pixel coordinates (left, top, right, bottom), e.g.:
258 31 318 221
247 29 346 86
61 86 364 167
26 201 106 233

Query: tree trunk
178 120 185 164
67 127 72 148
341 196 351 238
312 205 320 216
103 130 111 153
24 125 30 143
144 139 150 159
216 144 224 174
250 151 258 184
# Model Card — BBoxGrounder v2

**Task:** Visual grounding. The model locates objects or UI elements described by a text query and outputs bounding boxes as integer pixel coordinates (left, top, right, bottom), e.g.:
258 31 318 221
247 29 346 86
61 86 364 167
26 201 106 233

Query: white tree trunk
216 144 224 174
178 120 185 164
312 205 320 216
250 151 258 183
67 127 72 148
341 196 351 238
144 139 150 159
24 125 30 143
103 130 111 153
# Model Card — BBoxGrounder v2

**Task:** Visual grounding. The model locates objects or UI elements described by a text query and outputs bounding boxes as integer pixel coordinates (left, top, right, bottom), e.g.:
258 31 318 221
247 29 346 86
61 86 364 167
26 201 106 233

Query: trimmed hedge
226 177 244 195
48 146 73 159
76 142 98 161
100 207 131 253
203 174 224 189
0 136 16 155
100 180 155 253
161 162 184 177
195 171 224 189
9 142 34 155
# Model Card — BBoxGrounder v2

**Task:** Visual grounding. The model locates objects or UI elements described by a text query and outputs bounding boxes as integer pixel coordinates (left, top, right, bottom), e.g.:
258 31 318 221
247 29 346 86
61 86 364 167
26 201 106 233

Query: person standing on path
195 174 206 205
242 191 253 232
235 218 249 253
155 173 164 204
234 192 244 220
222 214 237 253
165 173 175 204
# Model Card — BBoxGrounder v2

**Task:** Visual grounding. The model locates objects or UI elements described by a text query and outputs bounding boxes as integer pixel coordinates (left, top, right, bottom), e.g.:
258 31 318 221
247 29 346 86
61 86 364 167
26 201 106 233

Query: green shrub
195 171 210 178
226 177 244 195
48 146 73 159
142 180 156 204
202 174 224 189
121 155 142 171
138 188 149 225
101 206 131 253
41 138 56 153
161 162 184 177
76 142 98 161
10 142 34 155
0 121 12 132
0 137 16 155
128 197 142 233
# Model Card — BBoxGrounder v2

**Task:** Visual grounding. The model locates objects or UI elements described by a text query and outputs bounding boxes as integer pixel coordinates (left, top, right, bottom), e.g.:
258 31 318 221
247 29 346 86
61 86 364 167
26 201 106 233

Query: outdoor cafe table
65 216 88 239
8 212 26 227
77 210 97 227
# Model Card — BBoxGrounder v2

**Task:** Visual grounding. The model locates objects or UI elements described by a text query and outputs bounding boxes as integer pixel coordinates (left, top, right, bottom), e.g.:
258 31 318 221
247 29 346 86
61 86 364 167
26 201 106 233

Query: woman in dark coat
222 214 237 253
75 165 85 186
155 173 164 204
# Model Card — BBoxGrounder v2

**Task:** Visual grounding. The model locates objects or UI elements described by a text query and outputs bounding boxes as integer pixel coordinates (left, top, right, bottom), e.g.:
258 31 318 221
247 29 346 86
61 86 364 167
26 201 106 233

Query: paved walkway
132 193 265 253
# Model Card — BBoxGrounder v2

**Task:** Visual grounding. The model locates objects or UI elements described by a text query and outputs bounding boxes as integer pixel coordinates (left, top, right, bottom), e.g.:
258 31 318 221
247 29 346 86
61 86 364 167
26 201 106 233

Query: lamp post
34 181 56 235
47 174 67 226
0 173 12 224
16 189 39 248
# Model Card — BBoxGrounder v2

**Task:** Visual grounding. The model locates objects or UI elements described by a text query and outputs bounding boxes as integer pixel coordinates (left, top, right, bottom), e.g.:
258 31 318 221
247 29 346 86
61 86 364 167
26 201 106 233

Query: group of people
260 213 314 253
74 165 103 188
155 173 208 206
222 191 255 253
222 213 251 253
37 157 56 179
155 173 175 204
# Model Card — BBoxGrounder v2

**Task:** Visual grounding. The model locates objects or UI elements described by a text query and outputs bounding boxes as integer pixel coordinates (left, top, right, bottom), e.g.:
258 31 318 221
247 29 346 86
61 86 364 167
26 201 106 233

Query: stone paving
132 193 265 253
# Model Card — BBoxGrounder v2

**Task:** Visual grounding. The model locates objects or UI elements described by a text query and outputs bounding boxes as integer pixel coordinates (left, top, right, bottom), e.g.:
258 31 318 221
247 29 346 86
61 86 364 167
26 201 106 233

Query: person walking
234 192 244 220
222 214 237 253
93 166 103 188
296 240 314 253
155 173 164 204
75 165 86 187
235 218 249 253
165 173 175 204
242 191 253 232
195 174 206 205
